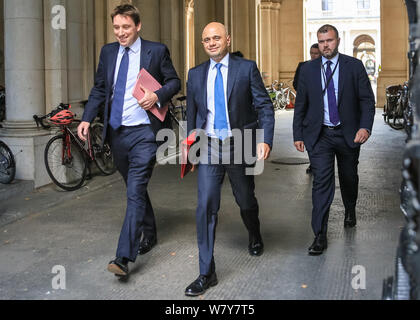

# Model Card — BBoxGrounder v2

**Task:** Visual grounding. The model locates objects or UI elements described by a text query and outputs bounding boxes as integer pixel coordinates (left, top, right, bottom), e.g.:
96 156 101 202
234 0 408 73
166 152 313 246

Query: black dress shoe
306 165 312 174
308 234 327 255
248 237 264 256
107 257 129 276
185 273 218 297
138 236 157 255
344 211 356 228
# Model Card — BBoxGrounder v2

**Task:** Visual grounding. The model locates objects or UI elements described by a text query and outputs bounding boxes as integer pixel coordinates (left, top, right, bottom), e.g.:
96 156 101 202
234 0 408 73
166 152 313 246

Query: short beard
323 47 339 60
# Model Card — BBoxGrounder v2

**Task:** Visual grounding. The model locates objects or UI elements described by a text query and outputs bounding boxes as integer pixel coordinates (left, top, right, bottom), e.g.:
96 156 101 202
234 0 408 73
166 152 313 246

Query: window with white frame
322 0 334 11
357 0 370 10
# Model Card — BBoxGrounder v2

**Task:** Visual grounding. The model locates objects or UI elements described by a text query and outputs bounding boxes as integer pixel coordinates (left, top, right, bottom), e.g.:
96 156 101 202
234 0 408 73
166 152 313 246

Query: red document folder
181 132 197 179
132 68 168 122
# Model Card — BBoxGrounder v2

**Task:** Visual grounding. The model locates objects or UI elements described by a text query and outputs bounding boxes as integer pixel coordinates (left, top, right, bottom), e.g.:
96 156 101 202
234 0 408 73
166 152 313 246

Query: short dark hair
231 51 244 58
310 43 319 49
317 24 339 39
111 4 141 26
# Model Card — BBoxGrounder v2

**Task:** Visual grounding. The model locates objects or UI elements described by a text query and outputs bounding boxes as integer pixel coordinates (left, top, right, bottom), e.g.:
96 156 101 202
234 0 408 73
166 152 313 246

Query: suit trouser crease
110 125 157 262
196 141 260 275
308 128 360 235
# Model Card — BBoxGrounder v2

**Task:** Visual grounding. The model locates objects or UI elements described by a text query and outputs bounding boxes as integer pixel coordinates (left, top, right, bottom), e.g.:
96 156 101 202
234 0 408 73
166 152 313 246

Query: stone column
277 0 303 86
259 0 281 85
44 0 68 113
377 0 409 107
160 0 184 91
2 0 45 128
0 0 52 187
229 0 257 61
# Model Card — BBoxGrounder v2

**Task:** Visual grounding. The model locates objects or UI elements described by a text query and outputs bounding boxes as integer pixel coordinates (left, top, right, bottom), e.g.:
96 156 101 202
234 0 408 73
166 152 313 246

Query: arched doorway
353 34 377 76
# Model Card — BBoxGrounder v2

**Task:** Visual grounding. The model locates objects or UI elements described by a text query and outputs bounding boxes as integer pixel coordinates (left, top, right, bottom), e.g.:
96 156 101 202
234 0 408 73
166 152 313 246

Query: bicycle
0 85 5 122
267 81 296 111
34 103 116 191
276 82 296 110
0 139 15 184
167 95 187 151
383 84 406 130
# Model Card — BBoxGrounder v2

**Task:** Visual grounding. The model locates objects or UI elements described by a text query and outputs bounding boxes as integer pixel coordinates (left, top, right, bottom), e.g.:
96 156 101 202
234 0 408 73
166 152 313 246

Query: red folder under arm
181 132 197 179
132 68 168 122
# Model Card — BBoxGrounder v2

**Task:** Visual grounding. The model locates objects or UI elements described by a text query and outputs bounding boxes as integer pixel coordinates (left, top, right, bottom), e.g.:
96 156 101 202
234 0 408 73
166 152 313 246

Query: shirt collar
119 37 141 54
322 53 339 66
210 53 230 69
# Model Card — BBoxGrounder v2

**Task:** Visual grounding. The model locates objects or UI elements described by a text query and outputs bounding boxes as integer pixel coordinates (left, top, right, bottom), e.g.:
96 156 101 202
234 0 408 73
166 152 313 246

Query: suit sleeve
250 61 275 148
154 45 181 106
356 60 376 132
82 47 107 123
292 63 308 142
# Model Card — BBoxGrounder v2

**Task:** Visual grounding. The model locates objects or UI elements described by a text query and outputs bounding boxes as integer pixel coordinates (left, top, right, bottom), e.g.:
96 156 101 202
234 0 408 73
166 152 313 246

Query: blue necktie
214 63 228 140
326 61 340 125
110 47 130 129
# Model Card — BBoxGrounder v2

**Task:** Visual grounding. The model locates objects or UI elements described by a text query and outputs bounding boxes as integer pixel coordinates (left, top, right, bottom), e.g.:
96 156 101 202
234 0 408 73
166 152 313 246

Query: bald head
201 22 231 62
202 22 228 39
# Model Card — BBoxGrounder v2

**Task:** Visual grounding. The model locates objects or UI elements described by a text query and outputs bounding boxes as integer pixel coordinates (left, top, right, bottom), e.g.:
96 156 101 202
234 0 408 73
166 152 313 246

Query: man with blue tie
293 24 375 255
184 22 274 296
77 4 180 276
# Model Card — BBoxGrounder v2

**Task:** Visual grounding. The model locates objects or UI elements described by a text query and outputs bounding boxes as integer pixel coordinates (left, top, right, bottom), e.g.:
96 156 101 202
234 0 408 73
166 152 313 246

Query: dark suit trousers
196 140 260 276
308 127 360 236
109 124 157 262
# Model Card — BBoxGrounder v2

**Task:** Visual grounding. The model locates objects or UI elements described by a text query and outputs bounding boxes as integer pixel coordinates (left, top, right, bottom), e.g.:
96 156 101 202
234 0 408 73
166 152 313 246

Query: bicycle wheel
90 123 116 175
44 134 88 191
0 141 16 184
390 107 405 130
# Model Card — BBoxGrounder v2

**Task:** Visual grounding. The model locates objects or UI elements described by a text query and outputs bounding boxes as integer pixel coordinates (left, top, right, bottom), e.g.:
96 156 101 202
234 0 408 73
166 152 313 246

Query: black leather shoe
306 165 312 174
107 257 129 276
248 236 264 256
185 273 218 297
138 236 157 255
308 234 327 255
344 211 356 228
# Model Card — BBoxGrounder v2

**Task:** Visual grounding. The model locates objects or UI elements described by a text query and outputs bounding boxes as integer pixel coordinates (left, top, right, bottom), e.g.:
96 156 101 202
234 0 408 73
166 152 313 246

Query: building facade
0 0 410 188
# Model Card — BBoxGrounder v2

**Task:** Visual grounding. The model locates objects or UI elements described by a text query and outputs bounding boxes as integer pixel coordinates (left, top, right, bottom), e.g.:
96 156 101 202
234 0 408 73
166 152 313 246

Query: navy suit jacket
293 53 375 152
82 38 181 143
186 55 275 150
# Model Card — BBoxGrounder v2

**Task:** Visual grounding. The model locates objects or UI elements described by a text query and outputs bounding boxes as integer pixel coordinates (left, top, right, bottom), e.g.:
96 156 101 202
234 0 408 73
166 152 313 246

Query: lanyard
321 58 339 96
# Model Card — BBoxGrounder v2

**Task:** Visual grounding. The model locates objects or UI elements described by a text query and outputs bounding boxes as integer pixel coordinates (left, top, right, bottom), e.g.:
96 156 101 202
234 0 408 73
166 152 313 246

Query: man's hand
77 121 91 142
138 85 159 111
294 141 305 153
257 143 271 161
354 129 370 144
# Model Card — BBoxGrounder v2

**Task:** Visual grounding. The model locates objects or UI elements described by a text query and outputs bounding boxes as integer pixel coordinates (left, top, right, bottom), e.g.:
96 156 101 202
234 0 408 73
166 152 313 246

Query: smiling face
113 14 141 48
202 22 231 62
318 29 340 60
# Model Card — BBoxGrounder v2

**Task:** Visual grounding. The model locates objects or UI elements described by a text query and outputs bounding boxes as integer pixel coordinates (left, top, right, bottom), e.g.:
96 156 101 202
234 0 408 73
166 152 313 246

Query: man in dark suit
293 24 375 255
77 4 180 276
184 22 274 296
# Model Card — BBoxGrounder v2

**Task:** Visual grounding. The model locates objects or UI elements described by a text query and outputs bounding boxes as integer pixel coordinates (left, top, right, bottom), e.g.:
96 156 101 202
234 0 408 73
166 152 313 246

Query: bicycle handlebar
33 103 71 130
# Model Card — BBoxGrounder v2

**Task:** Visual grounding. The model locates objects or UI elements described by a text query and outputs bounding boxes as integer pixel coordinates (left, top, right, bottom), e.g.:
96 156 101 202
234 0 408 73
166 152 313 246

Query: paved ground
0 110 406 300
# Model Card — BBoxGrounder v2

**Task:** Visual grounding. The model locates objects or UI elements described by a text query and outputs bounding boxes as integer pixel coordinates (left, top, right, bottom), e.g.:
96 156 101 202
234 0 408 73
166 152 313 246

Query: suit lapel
312 58 323 109
337 54 347 107
201 61 210 113
227 55 239 105
140 38 152 71
107 43 119 88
